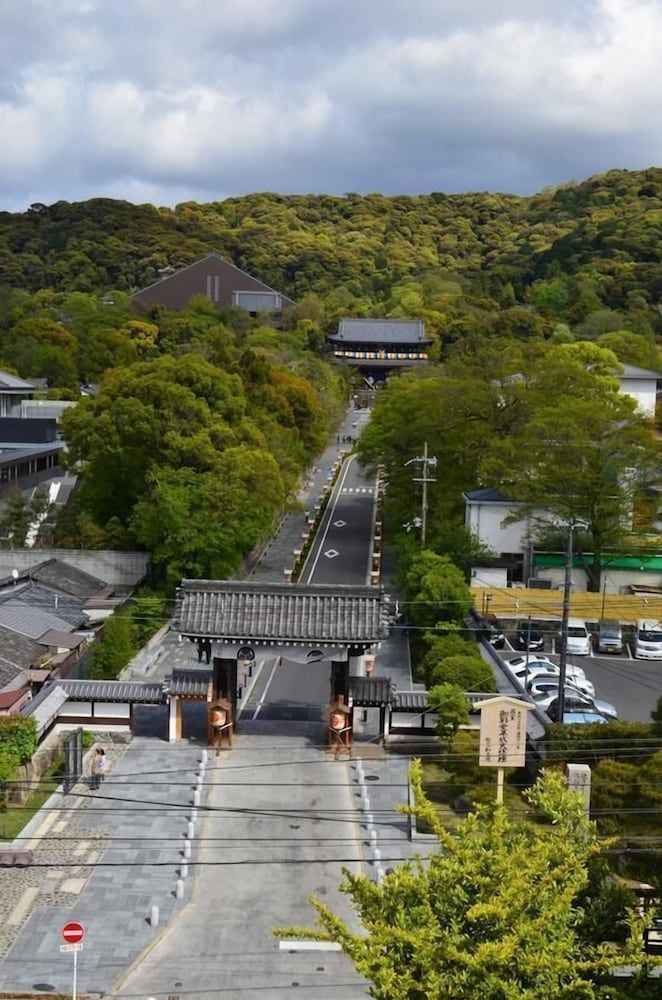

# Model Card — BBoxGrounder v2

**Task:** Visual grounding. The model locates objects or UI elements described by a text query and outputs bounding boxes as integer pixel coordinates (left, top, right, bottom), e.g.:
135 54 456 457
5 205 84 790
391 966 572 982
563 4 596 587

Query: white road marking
324 549 339 559
252 657 280 719
333 519 346 527
279 940 342 952
304 457 356 583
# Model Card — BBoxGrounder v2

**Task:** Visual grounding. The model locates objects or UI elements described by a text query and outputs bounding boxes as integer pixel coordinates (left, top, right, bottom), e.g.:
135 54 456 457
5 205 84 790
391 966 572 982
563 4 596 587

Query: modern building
0 371 36 418
463 487 555 583
618 364 661 419
0 418 64 496
132 253 295 315
328 318 430 380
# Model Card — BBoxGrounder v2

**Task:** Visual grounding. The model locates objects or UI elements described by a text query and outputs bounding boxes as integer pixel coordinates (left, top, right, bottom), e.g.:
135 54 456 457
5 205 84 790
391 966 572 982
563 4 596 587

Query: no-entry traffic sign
62 921 84 944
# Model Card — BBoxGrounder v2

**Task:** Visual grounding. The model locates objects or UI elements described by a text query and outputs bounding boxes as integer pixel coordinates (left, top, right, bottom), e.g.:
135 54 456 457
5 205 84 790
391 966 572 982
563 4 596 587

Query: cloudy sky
0 0 660 210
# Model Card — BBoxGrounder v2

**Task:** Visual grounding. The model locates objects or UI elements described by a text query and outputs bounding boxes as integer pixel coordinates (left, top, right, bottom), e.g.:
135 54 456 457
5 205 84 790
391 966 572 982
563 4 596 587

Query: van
597 621 623 655
562 618 591 656
634 619 662 660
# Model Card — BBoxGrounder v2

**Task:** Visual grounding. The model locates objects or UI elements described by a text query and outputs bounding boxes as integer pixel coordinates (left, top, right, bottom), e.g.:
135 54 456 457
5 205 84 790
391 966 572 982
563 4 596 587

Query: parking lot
499 632 661 723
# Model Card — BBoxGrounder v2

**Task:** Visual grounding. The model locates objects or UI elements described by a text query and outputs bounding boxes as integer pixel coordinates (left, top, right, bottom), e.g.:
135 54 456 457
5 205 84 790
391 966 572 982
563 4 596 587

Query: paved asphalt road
243 415 378 724
501 637 661 722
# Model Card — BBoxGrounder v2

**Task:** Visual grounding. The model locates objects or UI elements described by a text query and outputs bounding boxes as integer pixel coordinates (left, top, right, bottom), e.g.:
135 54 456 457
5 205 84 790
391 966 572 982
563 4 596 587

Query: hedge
0 716 37 782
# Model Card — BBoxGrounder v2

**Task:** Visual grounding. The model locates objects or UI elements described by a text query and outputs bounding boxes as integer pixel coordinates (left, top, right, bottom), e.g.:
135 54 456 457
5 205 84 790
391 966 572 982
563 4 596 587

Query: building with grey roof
0 624 45 672
28 558 108 600
133 253 295 315
0 370 35 418
2 584 89 627
0 602 74 640
328 318 430 379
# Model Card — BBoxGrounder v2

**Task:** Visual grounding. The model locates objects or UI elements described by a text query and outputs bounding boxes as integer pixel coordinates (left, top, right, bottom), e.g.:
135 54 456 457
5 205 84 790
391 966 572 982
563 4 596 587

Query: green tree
89 615 137 679
280 767 646 999
0 488 31 547
404 551 472 630
427 654 496 693
428 683 470 745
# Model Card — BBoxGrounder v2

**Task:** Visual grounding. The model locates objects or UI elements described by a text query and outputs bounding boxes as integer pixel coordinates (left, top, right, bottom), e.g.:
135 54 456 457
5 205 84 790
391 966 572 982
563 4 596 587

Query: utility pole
557 521 577 722
405 443 437 546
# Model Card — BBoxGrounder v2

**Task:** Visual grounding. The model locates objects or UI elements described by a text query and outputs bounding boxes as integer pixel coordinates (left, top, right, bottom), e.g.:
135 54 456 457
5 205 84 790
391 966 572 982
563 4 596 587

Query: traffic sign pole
61 922 84 1000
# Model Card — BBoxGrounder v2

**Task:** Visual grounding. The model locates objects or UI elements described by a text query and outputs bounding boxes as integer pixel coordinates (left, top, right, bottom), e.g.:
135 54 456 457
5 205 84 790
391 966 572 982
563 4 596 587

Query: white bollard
181 862 188 879
186 821 195 839
184 840 191 859
176 879 184 899
150 904 159 928
191 808 198 823
201 749 208 765
193 789 201 807
369 829 377 847
376 867 385 883
196 774 203 787
361 792 370 812
365 813 374 829
373 848 382 862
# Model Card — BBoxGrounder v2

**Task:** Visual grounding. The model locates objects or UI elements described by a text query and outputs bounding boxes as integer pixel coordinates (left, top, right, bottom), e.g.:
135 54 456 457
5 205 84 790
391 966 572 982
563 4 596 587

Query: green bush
0 717 37 782
544 720 656 763
428 654 497 693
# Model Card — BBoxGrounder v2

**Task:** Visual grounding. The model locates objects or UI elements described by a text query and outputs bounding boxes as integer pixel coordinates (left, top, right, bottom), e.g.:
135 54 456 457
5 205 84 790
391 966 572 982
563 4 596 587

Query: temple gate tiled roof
174 581 390 646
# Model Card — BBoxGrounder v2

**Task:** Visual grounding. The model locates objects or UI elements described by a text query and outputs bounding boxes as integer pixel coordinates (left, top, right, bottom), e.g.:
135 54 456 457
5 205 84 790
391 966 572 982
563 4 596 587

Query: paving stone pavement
0 737 207 995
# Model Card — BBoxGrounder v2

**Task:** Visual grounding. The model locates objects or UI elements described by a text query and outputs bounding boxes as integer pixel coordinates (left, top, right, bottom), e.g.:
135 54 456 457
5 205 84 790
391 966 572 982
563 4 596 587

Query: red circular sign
62 922 84 944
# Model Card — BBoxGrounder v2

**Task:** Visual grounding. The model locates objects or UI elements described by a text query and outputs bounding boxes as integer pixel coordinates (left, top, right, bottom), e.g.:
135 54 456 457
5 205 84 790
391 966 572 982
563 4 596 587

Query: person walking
91 747 106 789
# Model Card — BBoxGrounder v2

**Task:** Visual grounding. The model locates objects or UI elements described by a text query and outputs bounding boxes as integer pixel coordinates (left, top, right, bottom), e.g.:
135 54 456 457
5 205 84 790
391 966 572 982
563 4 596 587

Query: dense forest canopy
0 167 660 321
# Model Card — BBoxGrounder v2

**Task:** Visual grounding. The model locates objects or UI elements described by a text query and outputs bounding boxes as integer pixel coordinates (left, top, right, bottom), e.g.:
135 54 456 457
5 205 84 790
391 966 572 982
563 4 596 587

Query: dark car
475 614 506 649
515 625 544 652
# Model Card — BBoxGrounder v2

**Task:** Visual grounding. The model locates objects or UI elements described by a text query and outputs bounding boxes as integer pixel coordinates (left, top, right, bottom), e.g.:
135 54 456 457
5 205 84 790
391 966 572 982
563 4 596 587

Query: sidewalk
0 738 207 994
117 729 369 1000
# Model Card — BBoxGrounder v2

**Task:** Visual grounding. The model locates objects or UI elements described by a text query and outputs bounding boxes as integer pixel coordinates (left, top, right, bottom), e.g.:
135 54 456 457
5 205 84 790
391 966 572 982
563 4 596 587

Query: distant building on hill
132 253 295 315
328 318 430 380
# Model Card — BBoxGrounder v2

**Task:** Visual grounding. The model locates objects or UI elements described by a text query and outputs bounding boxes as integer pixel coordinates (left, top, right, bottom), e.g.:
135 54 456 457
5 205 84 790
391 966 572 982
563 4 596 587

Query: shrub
428 654 497 693
0 717 37 782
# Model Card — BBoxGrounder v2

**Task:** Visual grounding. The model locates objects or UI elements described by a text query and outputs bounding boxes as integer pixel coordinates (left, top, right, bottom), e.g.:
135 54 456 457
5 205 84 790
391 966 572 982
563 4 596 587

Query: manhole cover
324 549 339 559
365 774 380 781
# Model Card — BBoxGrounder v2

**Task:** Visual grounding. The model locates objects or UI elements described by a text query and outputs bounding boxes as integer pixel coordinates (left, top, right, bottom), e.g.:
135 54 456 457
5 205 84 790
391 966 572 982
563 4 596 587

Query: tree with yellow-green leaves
278 767 652 999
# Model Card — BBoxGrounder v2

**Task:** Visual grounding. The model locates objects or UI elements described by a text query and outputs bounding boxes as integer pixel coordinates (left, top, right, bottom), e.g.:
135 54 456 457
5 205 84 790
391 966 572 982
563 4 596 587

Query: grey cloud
0 0 659 209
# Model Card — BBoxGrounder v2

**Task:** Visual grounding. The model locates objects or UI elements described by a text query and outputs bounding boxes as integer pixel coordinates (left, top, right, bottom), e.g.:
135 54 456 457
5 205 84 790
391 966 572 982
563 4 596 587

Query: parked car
597 621 623 655
506 656 591 692
634 619 662 660
524 669 595 699
474 613 506 649
560 618 592 656
515 625 544 652
547 702 610 725
528 680 615 718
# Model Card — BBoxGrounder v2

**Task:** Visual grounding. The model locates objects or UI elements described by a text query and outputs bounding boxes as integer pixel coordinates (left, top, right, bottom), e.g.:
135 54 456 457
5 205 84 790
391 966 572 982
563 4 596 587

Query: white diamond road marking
324 549 340 559
334 519 346 527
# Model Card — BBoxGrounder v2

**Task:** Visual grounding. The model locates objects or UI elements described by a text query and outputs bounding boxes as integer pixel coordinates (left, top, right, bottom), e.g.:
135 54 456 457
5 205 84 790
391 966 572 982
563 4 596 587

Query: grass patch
0 753 65 842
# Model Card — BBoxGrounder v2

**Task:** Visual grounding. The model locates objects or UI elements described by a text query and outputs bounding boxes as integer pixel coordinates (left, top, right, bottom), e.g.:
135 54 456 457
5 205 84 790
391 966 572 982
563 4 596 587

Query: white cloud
0 0 660 208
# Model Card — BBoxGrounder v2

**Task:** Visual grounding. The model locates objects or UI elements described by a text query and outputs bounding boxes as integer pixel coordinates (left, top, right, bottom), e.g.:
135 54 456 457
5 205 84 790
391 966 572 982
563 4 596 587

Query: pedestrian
304 508 310 521
91 747 106 789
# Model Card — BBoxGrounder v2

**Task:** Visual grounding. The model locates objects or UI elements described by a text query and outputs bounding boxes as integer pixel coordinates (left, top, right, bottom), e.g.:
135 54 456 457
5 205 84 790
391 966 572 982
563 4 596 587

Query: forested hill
0 167 660 312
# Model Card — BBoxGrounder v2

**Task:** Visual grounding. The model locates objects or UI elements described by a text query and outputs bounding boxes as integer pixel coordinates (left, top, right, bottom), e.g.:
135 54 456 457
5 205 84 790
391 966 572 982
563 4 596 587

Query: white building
463 487 555 582
618 364 661 419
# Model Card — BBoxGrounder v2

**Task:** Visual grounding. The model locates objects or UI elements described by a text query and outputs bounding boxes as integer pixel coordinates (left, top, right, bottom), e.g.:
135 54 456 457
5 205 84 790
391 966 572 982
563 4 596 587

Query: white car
506 657 592 695
634 620 662 660
560 619 592 656
524 668 595 699
529 681 617 720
